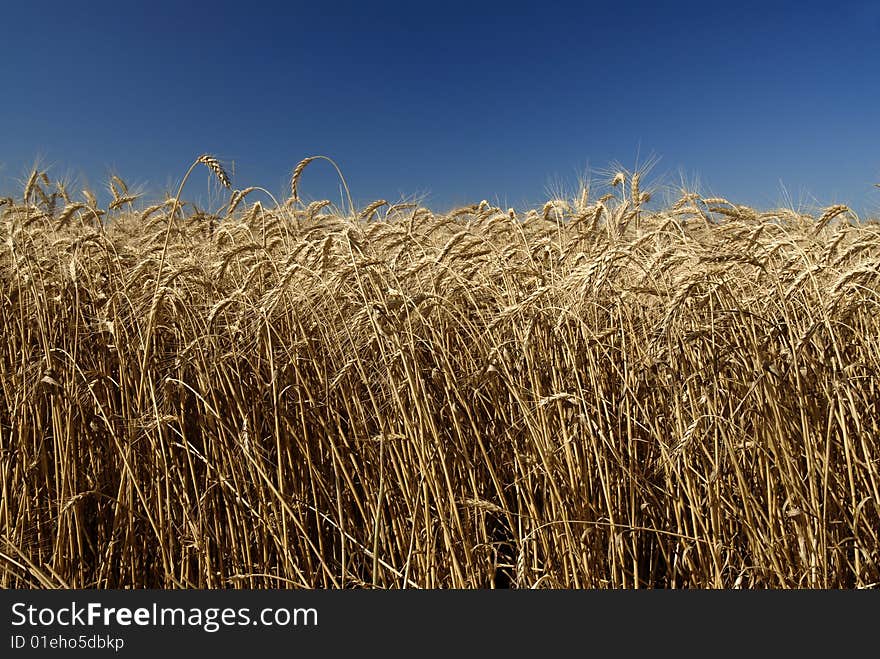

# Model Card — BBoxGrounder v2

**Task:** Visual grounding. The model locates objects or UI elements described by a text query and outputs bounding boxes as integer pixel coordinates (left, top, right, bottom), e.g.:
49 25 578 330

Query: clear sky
2 0 879 214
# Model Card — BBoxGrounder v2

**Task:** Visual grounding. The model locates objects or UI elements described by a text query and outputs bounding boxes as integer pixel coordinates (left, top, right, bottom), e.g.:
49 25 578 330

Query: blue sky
2 0 879 214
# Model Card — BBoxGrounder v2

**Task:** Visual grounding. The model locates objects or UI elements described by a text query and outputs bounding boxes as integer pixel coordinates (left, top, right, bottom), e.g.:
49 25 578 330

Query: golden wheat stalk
290 156 318 203
289 155 354 216
360 199 388 220
108 195 140 211
814 204 849 234
197 154 231 188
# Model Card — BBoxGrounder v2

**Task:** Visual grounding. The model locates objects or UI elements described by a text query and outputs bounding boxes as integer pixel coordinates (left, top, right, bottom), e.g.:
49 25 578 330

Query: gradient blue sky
2 0 879 214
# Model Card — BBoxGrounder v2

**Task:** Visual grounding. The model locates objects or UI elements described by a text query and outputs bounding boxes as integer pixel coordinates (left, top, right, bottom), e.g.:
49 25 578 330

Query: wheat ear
198 154 231 188
289 155 354 215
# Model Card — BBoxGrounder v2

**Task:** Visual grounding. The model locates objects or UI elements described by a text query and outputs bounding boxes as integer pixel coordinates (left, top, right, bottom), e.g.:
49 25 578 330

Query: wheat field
1 157 878 589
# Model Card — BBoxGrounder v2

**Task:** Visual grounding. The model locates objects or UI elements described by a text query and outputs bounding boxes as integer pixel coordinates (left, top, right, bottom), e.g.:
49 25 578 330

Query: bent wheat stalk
290 155 354 216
